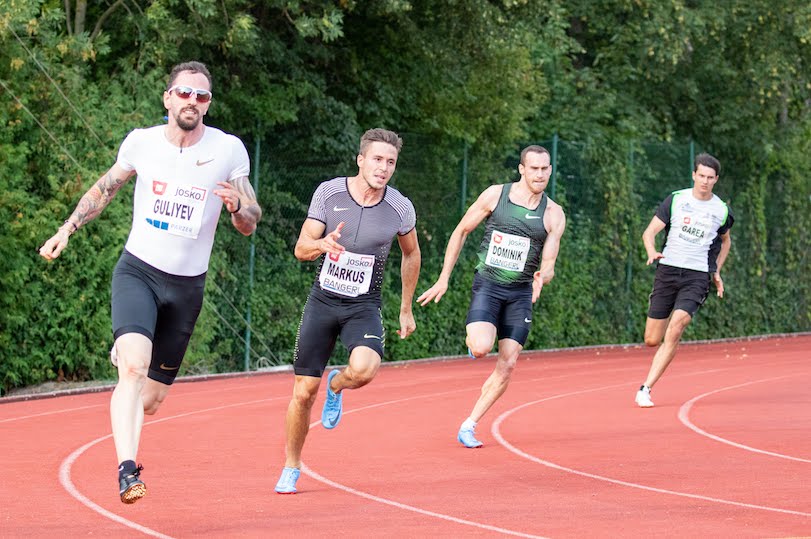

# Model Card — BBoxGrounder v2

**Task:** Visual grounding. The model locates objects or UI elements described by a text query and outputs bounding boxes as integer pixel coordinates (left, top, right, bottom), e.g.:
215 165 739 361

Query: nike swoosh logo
196 158 215 166
524 318 532 323
525 214 541 219
159 363 180 371
334 206 349 212
363 334 382 340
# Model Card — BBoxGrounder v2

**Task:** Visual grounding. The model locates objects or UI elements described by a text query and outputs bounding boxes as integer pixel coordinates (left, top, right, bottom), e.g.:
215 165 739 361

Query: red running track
1 335 809 538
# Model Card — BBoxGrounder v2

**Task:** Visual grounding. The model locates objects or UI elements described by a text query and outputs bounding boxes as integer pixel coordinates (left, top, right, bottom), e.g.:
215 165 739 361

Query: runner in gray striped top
275 128 421 494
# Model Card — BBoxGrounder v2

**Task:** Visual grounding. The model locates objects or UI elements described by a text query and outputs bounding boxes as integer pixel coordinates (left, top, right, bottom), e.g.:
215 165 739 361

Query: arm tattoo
70 170 131 228
229 176 262 228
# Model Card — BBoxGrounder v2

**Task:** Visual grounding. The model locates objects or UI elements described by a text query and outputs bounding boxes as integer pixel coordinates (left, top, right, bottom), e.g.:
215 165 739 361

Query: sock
461 418 477 431
639 385 650 393
118 460 136 478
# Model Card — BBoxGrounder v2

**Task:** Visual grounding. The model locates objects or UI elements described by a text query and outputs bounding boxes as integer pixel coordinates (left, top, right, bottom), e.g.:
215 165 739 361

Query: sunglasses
168 85 213 103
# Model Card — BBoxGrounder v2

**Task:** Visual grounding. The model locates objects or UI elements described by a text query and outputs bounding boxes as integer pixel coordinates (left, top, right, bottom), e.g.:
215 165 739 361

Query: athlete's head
356 128 402 190
164 61 212 132
694 153 721 176
692 153 720 198
519 145 552 194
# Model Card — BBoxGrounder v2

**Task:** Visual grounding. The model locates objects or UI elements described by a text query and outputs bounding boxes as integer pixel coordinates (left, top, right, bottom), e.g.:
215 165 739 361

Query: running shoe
110 345 118 367
457 427 483 448
635 385 654 408
321 369 343 429
274 467 301 494
119 464 146 504
468 347 476 359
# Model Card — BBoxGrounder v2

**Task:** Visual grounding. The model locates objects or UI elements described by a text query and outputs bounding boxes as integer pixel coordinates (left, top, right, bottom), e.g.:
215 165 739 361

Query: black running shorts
293 290 384 378
647 264 711 319
465 272 533 346
111 250 206 385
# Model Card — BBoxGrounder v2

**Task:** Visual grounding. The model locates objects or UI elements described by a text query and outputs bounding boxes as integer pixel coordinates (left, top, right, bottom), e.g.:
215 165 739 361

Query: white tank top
657 189 732 273
116 125 250 276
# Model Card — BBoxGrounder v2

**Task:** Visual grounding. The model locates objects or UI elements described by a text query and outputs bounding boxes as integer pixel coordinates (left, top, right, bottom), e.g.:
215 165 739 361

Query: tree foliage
0 0 808 394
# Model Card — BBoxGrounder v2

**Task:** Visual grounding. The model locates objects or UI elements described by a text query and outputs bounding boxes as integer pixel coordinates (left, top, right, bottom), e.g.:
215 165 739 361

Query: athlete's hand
214 182 242 213
39 228 72 260
713 272 724 298
396 310 416 339
532 271 544 303
417 279 448 306
646 252 664 265
319 222 346 256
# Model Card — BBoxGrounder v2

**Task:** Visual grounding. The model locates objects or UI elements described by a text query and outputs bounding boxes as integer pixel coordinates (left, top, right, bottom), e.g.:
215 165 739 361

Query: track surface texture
2 335 809 538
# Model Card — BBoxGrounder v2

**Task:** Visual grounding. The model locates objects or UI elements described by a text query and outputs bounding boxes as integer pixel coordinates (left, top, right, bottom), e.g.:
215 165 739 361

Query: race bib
319 250 376 297
485 230 530 272
677 214 711 245
147 180 207 239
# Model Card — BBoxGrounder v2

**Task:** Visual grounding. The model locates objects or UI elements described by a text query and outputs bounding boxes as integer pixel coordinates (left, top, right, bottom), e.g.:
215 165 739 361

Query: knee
292 383 318 409
495 356 517 379
142 396 164 415
469 342 491 358
117 356 149 384
344 367 375 388
644 335 661 347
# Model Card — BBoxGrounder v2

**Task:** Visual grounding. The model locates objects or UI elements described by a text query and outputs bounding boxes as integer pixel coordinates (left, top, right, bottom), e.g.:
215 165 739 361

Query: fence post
625 140 635 338
244 134 260 371
689 138 695 176
460 140 469 214
551 132 559 199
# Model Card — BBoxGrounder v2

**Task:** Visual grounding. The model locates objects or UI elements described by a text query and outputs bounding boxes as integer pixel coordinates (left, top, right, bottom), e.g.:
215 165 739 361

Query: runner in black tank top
418 145 566 448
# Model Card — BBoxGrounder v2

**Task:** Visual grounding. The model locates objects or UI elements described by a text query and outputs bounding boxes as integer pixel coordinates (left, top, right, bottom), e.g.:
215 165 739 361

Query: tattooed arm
213 176 262 236
39 163 135 260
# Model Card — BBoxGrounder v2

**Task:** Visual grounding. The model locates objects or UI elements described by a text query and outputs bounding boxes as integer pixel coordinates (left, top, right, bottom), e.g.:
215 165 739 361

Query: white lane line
492 383 811 517
678 374 811 463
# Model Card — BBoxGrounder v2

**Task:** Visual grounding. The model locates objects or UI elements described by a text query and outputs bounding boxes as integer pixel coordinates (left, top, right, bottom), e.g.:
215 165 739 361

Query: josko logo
329 252 343 262
683 216 691 224
493 233 503 244
152 180 168 196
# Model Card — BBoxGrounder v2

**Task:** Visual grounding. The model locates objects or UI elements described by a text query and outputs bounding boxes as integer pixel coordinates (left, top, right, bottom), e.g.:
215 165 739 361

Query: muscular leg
466 321 497 358
329 346 381 394
643 309 692 389
110 333 152 463
283 375 321 468
141 379 172 416
643 316 669 347
468 338 522 423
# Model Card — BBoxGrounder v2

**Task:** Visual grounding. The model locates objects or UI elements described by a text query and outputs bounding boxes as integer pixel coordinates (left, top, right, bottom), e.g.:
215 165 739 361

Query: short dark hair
520 145 550 165
694 153 721 175
167 61 212 91
359 128 403 155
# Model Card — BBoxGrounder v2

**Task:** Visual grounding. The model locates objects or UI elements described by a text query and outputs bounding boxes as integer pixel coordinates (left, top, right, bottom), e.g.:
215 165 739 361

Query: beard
175 108 201 131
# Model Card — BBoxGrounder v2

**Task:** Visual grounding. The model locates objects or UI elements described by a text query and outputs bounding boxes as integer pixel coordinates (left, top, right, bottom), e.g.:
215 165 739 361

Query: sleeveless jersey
655 188 734 273
117 125 250 276
307 177 416 301
475 183 549 285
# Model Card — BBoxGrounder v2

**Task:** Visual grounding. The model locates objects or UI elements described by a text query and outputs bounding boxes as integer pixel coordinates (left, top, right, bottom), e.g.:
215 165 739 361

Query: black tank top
475 183 549 285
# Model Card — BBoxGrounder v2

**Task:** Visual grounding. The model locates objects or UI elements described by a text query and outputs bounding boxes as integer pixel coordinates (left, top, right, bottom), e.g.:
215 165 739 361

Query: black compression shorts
111 250 206 385
293 290 384 377
465 272 533 346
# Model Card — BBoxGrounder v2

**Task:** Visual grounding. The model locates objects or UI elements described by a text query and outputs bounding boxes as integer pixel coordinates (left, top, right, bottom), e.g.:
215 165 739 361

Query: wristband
62 220 78 233
230 198 242 214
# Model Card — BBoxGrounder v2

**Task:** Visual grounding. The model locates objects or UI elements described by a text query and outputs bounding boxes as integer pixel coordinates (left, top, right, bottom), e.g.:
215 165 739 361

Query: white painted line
492 382 811 517
678 374 811 463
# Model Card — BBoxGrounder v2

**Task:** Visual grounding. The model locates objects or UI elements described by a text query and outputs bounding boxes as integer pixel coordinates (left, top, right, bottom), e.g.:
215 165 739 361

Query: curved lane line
491 383 811 517
678 374 811 464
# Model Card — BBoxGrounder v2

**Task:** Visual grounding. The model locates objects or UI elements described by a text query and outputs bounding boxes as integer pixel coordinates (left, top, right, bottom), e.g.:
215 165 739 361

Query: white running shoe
635 386 654 408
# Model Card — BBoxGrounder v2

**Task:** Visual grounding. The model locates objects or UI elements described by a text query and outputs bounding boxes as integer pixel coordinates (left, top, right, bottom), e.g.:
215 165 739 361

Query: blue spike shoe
321 369 343 429
275 466 301 494
457 427 483 448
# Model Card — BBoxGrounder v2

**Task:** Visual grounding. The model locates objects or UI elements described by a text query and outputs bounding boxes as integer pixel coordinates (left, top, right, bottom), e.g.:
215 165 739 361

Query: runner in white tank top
635 153 734 408
39 61 262 504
